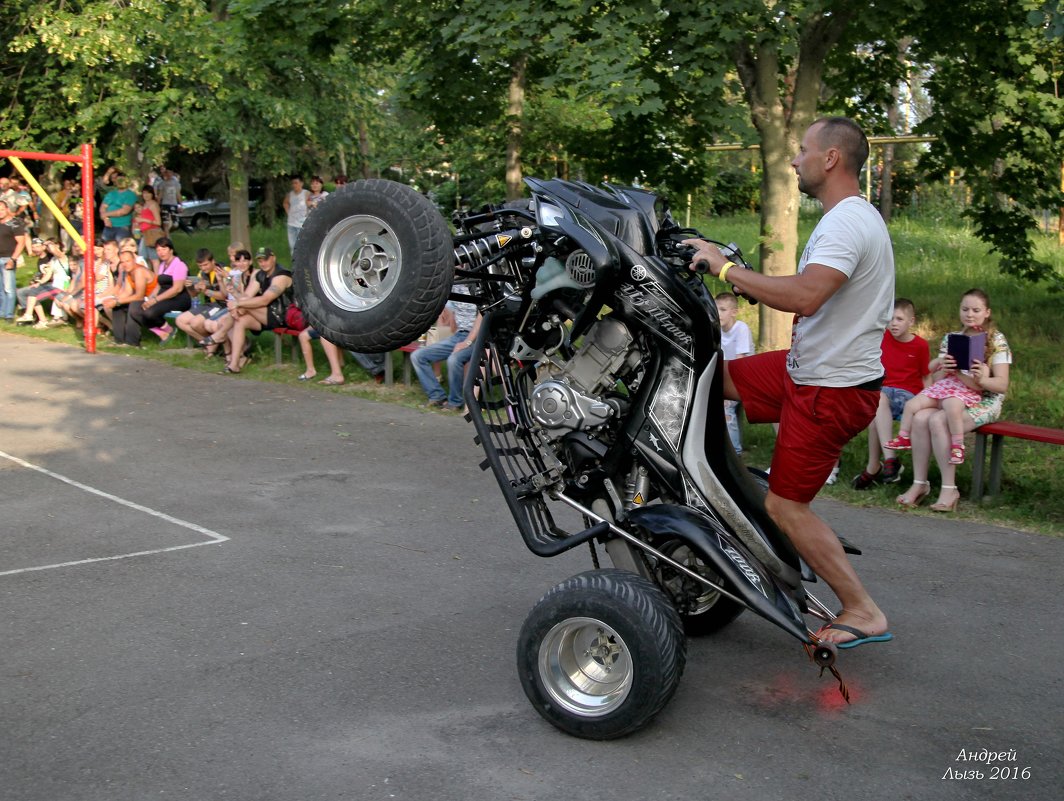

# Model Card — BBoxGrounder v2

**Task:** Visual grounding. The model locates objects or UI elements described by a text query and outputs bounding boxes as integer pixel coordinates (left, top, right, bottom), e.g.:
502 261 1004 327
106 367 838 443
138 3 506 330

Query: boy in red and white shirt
852 298 931 488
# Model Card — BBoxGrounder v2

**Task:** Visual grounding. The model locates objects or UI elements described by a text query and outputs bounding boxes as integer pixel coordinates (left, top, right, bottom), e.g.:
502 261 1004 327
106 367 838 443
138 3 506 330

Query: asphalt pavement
1 334 1060 801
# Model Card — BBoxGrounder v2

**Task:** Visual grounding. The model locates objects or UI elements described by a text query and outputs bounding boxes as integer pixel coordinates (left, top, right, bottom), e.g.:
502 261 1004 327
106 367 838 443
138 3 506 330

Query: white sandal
897 479 929 508
931 484 960 513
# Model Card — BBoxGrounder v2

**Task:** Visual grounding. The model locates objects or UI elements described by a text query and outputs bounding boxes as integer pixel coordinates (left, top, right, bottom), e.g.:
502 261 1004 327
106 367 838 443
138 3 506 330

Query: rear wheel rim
661 544 722 614
538 616 633 717
316 214 401 313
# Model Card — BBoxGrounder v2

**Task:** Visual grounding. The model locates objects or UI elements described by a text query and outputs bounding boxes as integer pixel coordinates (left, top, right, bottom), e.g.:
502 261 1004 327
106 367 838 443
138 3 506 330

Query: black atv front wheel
291 179 454 353
517 569 686 740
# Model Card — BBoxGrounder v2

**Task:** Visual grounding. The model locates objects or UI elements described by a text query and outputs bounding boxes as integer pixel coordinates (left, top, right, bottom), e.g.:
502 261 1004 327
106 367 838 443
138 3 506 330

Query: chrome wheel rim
538 616 633 717
316 214 401 313
661 544 722 614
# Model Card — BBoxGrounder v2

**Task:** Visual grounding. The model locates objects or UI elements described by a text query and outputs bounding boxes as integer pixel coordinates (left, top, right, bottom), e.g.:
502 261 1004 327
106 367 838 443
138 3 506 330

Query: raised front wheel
291 179 454 353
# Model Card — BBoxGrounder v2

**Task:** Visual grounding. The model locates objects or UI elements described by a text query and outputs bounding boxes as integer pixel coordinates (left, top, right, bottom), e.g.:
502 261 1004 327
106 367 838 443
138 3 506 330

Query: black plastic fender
628 504 810 644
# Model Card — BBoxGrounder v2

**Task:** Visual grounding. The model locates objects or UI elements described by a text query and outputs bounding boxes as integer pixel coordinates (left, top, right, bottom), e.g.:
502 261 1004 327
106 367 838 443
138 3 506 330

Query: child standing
852 298 930 488
715 291 754 453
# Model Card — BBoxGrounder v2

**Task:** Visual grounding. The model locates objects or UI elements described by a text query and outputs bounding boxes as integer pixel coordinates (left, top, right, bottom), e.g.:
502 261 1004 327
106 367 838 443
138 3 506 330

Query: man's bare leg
764 491 889 644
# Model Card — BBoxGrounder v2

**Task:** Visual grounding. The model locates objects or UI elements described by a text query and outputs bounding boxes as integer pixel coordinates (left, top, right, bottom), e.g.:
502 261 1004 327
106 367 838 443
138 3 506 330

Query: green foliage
2 0 373 189
705 167 760 216
910 0 1064 289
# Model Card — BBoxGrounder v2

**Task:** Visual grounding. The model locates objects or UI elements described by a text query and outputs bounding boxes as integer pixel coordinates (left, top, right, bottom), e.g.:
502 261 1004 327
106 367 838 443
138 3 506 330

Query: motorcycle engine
529 317 637 438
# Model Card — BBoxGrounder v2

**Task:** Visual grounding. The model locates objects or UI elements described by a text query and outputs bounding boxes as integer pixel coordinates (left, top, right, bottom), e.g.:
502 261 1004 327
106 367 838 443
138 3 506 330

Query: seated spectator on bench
221 247 293 374
175 248 228 347
16 239 70 328
57 241 103 332
198 249 254 358
101 248 157 346
851 298 931 489
894 288 1012 513
411 285 479 410
297 326 386 385
131 237 190 342
88 242 121 332
52 240 86 326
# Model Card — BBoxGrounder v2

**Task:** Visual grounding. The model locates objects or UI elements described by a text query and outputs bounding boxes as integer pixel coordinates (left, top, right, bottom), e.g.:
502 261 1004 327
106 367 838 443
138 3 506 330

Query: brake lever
717 241 758 305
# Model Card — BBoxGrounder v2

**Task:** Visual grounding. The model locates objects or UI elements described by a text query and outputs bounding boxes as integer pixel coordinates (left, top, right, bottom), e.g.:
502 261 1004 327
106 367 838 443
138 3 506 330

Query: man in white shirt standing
283 175 311 257
685 117 895 651
156 167 181 233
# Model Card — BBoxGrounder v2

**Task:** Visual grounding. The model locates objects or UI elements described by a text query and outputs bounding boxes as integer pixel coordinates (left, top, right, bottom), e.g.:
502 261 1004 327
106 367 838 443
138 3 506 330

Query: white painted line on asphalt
0 449 229 577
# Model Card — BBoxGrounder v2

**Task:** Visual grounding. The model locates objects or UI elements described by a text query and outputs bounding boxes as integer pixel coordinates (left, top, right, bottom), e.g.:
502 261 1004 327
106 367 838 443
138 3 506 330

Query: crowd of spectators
1 167 485 404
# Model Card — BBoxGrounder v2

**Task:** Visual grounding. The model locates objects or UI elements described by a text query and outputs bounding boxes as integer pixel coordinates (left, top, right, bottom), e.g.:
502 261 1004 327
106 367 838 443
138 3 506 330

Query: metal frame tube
1 145 95 352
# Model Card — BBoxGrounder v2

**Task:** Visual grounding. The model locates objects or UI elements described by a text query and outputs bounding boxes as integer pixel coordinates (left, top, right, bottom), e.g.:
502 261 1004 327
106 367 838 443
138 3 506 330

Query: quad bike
293 178 860 740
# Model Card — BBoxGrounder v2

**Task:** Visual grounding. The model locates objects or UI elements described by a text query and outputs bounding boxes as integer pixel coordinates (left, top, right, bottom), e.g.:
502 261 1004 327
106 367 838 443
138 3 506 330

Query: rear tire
291 179 454 353
517 569 686 740
655 541 745 636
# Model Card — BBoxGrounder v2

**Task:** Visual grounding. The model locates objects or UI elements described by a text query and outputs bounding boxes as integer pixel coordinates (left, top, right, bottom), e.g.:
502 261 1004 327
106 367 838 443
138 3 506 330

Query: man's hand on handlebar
681 238 728 277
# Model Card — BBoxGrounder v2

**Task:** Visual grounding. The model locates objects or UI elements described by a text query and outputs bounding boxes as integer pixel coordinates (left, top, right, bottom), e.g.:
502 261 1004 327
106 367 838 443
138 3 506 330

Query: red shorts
728 350 879 503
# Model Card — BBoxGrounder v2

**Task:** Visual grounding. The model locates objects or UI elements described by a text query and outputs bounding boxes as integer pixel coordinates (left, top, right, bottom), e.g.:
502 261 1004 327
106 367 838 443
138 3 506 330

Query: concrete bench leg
384 352 394 386
971 432 987 502
274 335 283 365
988 435 1005 497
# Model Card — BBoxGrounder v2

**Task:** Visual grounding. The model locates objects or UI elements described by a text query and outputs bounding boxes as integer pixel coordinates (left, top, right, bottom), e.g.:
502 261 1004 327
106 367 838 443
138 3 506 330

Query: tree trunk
732 11 853 351
881 66 903 222
227 153 251 251
879 39 911 223
37 163 64 241
359 120 372 179
505 54 528 201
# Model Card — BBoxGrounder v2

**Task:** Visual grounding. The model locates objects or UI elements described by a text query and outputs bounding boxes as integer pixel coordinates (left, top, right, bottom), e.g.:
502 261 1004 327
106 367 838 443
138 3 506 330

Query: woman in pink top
130 237 191 342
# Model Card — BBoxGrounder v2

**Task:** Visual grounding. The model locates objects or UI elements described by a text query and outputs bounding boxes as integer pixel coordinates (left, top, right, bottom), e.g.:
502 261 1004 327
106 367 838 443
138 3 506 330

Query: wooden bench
271 327 302 365
269 330 421 386
970 421 1064 500
163 310 191 347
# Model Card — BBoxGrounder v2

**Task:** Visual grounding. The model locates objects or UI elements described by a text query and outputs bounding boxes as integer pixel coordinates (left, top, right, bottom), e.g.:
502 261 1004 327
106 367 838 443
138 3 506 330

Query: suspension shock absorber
453 227 533 268
623 463 652 510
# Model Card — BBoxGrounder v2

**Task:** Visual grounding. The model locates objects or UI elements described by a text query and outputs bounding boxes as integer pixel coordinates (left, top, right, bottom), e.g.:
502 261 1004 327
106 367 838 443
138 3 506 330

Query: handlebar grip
693 259 710 275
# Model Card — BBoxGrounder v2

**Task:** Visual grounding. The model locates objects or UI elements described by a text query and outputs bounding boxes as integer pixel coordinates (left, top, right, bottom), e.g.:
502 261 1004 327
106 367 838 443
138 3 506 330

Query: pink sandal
949 444 965 465
885 434 912 451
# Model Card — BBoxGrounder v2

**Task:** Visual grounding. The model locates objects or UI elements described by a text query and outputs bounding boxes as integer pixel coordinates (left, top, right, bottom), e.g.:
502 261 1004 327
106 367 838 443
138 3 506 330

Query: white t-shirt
787 196 894 386
721 320 754 361
157 175 181 206
286 189 310 228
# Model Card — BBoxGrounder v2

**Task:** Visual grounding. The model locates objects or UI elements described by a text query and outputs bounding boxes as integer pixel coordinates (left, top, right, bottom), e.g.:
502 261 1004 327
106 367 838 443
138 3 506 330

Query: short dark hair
894 297 916 317
812 116 869 176
233 249 252 261
140 185 156 199
714 291 738 307
155 237 174 250
195 248 215 263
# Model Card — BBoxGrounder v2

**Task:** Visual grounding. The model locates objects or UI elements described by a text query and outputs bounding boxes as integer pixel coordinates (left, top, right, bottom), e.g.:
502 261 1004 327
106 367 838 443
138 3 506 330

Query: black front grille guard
462 311 609 557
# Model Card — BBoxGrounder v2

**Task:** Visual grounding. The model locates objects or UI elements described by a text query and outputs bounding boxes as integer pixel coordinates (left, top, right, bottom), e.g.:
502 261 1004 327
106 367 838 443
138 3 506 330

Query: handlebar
661 230 757 305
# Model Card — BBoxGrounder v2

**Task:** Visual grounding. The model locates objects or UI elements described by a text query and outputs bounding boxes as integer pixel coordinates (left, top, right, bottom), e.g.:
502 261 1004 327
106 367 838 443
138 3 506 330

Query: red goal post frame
0 145 97 352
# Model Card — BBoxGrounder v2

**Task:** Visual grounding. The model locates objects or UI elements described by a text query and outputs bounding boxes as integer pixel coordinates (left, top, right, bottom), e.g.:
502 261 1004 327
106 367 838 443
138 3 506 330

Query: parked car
175 197 259 232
